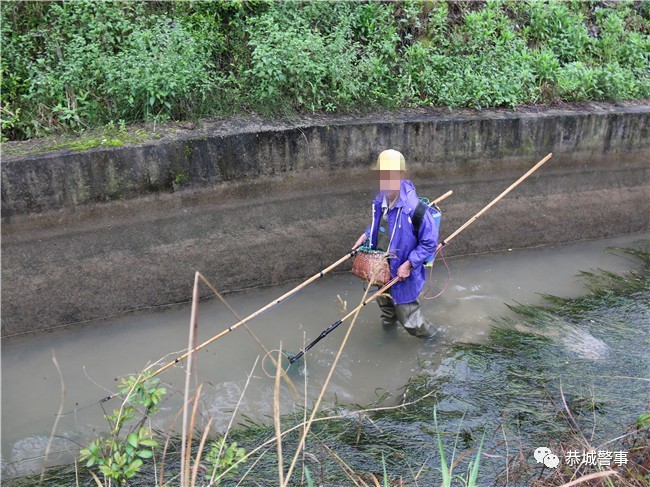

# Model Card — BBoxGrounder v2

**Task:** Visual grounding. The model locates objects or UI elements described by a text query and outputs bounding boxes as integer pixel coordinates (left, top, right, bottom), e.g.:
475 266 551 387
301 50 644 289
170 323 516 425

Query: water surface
2 233 647 475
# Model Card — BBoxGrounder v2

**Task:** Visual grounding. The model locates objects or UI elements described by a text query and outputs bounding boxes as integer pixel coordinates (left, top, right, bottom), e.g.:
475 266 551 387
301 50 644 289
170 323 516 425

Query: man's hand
397 260 412 281
352 233 367 251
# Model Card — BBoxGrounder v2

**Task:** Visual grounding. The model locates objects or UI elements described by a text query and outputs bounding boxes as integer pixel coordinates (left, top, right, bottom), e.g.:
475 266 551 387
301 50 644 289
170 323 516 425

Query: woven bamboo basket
352 248 391 286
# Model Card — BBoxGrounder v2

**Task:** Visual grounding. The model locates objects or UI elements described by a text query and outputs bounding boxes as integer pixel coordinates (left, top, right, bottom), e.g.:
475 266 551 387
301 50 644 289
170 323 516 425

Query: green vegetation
2 0 649 141
78 374 165 484
75 372 247 486
4 118 140 156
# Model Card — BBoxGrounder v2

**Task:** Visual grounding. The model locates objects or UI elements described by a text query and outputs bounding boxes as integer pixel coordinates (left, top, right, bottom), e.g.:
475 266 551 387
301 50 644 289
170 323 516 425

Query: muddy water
1 233 647 475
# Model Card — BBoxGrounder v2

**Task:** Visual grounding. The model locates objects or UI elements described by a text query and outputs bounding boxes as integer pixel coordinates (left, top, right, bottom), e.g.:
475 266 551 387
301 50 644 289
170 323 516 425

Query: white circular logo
533 447 560 468
544 453 560 468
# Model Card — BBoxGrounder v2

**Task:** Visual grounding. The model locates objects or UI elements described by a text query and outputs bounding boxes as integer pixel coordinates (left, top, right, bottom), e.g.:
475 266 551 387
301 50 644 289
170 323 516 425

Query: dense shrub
1 0 648 141
1 1 218 139
520 0 592 63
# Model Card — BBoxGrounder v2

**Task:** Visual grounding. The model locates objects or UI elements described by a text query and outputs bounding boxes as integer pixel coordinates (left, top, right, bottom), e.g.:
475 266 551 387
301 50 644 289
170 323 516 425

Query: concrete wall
2 103 649 336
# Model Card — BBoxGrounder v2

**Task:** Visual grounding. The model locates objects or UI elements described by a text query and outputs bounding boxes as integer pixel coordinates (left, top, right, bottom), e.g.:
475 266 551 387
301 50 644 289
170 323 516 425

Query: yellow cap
374 149 406 171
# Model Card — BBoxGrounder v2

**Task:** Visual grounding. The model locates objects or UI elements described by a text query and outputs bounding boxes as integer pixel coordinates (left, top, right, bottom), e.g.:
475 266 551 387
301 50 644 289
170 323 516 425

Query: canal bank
2 102 649 335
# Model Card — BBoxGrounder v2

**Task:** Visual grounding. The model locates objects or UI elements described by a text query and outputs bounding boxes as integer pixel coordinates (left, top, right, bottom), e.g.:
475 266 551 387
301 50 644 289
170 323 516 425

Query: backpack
411 198 442 265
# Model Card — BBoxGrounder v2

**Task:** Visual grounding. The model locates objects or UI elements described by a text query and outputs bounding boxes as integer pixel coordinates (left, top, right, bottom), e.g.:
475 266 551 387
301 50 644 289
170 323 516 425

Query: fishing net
352 247 391 286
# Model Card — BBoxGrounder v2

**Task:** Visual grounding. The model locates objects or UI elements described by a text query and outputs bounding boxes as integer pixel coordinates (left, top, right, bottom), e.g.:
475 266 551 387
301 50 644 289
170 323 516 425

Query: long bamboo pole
441 153 553 245
287 153 553 363
143 189 455 380
149 253 353 378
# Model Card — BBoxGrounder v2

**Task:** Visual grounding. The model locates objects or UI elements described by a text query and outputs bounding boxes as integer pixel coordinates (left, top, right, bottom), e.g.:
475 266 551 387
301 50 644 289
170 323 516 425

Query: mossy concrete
2 103 649 336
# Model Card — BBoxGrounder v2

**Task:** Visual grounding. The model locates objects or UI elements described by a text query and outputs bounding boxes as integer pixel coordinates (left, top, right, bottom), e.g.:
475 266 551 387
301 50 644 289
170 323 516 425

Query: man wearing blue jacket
352 149 438 338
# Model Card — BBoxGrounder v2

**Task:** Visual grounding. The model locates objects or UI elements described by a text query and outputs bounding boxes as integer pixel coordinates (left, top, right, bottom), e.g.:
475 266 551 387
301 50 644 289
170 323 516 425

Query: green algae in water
11 246 650 486
399 245 650 483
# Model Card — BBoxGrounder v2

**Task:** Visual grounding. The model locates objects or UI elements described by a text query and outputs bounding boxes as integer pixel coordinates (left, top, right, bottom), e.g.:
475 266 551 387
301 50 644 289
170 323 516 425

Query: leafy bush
520 1 592 63
1 1 218 138
242 1 401 113
204 437 247 481
596 62 644 100
2 0 649 141
102 16 213 122
245 8 330 111
79 374 165 484
400 2 537 109
556 61 602 101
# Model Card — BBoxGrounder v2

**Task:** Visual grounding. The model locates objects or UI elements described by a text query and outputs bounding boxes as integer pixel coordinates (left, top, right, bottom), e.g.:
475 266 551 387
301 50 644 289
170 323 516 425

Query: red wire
421 245 451 300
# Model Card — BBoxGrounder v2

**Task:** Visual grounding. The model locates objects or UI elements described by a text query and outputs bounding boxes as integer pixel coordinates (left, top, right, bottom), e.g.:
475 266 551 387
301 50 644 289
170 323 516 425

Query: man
352 149 438 338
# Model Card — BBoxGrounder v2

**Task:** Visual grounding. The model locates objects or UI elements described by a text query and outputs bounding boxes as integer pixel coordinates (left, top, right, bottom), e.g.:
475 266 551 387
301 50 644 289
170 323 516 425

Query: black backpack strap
412 200 427 236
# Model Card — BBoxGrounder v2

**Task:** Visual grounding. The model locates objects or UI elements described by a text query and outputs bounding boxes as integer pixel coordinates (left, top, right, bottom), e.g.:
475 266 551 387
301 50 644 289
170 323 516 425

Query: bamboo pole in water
287 276 400 364
147 190 455 379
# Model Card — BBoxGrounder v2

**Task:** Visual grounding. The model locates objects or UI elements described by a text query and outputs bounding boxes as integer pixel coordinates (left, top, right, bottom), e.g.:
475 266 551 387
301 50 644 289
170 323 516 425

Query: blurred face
378 169 403 193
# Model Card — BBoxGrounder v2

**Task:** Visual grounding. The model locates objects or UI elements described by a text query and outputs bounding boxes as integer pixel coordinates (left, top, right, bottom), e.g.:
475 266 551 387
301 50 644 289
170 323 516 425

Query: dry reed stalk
39 351 66 487
233 450 271 486
282 277 375 486
190 417 213 486
413 456 430 483
368 472 382 487
499 423 510 486
213 388 438 483
158 401 185 486
149 418 158 485
597 429 647 450
559 381 592 450
181 271 200 486
404 461 419 487
89 470 104 486
557 470 618 487
208 356 259 485
74 459 80 487
588 386 597 444
301 332 308 485
186 382 206 484
318 439 367 487
274 347 285 486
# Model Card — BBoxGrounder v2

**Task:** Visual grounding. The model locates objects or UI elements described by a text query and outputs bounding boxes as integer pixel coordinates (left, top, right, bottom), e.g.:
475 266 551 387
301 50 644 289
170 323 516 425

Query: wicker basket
352 248 391 286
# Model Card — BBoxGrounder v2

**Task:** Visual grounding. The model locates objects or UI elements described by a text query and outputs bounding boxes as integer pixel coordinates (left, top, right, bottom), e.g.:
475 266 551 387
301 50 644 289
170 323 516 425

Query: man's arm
352 232 367 250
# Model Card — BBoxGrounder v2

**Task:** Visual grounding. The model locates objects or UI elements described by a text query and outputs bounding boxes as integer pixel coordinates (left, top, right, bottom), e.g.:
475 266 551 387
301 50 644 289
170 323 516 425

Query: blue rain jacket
364 180 438 304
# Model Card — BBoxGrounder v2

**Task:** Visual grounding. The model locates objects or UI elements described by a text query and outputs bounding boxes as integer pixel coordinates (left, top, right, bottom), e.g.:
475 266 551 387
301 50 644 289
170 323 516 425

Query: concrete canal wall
2 102 648 336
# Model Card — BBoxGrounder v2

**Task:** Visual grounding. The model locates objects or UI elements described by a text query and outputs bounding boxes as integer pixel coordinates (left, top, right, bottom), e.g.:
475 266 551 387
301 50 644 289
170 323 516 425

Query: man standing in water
352 149 438 338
